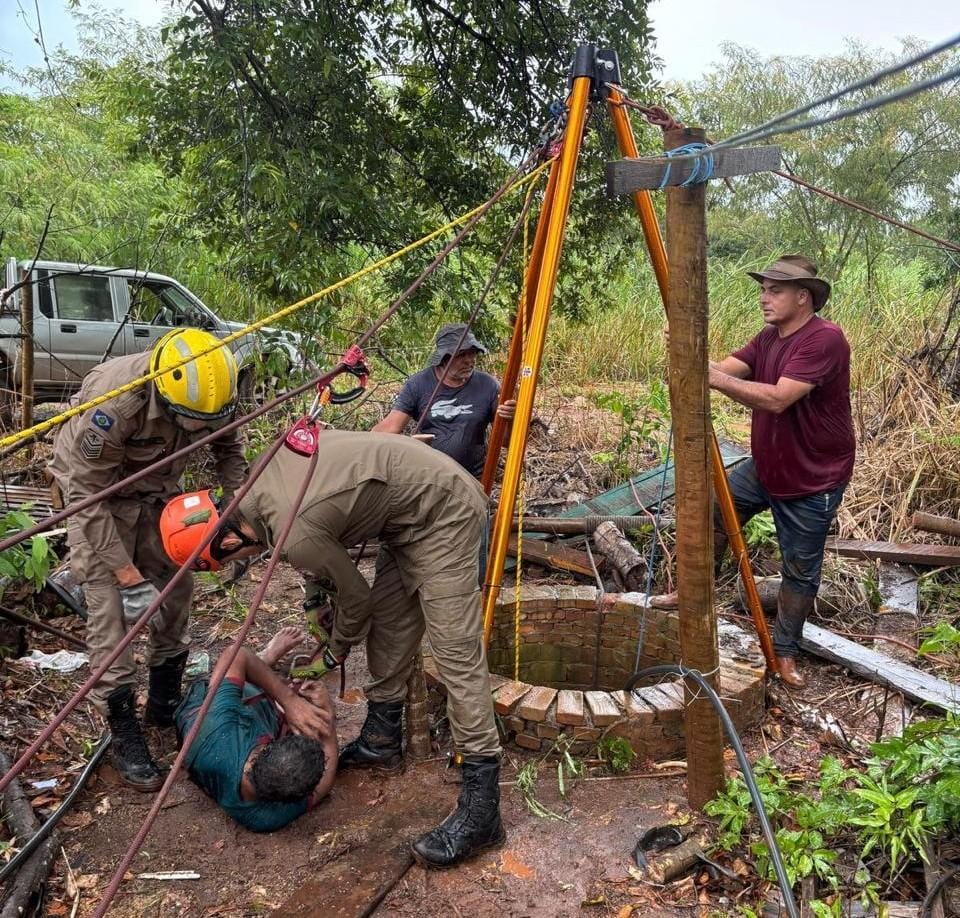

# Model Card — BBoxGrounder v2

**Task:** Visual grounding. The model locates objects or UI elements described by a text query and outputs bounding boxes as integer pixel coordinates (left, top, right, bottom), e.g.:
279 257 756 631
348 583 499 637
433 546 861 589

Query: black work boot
773 586 816 688
412 756 506 868
106 686 165 792
144 651 189 727
338 701 404 772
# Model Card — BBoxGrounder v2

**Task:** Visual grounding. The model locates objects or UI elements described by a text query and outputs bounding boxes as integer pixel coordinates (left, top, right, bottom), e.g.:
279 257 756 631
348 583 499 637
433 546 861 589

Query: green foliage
514 734 586 820
918 620 960 657
597 736 636 774
707 719 960 901
742 511 778 552
591 382 668 480
0 510 57 597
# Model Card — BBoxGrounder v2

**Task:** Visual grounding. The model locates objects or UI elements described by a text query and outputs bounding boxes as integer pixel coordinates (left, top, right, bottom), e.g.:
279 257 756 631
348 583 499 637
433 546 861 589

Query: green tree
135 0 659 322
676 41 960 283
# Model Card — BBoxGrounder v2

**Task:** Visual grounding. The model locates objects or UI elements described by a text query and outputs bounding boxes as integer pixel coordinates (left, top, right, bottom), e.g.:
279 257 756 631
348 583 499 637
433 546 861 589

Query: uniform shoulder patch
81 430 104 460
91 409 114 431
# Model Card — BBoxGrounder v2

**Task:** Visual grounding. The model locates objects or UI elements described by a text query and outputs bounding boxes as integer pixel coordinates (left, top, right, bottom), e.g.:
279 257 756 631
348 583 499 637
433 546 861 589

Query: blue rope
633 426 674 672
657 142 715 190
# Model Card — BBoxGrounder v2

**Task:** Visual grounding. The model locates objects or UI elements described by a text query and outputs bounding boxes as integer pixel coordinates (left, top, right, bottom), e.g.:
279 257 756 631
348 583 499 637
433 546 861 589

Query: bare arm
714 356 752 379
710 362 814 414
226 649 332 739
371 409 412 434
298 681 338 806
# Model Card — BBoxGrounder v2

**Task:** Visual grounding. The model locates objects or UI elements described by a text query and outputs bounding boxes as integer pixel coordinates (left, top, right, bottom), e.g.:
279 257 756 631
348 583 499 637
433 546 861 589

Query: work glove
290 646 347 681
119 581 162 627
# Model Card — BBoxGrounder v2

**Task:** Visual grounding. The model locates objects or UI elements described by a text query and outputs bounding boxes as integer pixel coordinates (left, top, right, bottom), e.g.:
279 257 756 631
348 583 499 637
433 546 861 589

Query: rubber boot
773 586 815 688
338 701 404 772
411 757 506 868
106 685 165 791
144 651 188 727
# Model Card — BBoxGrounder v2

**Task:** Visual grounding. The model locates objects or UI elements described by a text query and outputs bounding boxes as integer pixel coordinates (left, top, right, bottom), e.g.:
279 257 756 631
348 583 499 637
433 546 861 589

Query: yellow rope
0 160 554 451
514 179 538 682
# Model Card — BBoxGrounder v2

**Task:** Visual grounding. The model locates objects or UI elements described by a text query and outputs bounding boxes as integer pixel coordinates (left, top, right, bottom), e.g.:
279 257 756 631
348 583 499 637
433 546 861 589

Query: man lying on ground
174 626 337 832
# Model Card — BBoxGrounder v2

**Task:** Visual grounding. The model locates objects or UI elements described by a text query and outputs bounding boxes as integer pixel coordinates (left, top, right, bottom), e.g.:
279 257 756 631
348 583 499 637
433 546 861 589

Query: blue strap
658 142 715 190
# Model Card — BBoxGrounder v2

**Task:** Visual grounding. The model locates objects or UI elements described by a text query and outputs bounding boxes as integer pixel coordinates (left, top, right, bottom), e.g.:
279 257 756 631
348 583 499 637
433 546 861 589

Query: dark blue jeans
721 459 845 655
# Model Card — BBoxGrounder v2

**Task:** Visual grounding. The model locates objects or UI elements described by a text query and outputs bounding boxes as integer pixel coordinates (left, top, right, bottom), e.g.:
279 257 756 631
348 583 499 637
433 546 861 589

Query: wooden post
19 269 34 434
663 125 725 807
405 653 432 761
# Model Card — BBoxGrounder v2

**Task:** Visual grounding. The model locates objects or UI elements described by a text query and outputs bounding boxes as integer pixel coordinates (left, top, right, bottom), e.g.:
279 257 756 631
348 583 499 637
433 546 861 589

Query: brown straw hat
747 255 831 311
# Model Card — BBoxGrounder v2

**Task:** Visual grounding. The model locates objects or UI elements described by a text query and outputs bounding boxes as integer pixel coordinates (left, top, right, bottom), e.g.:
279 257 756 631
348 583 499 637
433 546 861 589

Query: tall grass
542 251 944 389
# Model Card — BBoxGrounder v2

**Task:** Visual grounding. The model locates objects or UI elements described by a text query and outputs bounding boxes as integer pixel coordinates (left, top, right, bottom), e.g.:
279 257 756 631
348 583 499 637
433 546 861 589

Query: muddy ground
2 554 922 918
0 393 948 916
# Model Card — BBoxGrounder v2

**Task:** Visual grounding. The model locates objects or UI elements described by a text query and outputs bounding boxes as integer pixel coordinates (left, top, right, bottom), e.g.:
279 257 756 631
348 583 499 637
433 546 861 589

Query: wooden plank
506 535 598 578
829 539 960 567
493 680 533 715
555 690 587 726
800 623 960 713
606 145 781 195
516 685 558 723
0 483 53 517
584 691 622 726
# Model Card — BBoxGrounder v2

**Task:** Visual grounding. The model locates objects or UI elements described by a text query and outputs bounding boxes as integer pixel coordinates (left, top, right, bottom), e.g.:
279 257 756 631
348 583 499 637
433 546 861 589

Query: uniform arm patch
80 431 104 459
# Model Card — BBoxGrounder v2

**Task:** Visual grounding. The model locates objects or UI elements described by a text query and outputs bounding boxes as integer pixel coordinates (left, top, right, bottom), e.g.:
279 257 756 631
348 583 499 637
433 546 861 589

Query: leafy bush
0 510 57 598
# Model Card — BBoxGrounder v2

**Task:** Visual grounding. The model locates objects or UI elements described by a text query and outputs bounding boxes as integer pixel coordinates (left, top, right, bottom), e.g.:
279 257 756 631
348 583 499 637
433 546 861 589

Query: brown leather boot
776 655 805 688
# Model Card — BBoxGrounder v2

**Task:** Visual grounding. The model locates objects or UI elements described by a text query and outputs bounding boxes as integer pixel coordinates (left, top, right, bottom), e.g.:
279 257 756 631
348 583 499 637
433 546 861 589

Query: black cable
0 732 111 884
625 664 799 918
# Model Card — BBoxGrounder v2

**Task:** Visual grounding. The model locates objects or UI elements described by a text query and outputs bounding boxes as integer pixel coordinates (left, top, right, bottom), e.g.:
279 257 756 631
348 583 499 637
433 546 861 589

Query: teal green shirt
176 678 308 832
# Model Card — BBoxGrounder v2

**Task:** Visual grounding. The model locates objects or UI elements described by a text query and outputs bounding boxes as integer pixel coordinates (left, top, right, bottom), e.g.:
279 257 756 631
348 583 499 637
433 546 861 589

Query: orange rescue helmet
159 490 224 571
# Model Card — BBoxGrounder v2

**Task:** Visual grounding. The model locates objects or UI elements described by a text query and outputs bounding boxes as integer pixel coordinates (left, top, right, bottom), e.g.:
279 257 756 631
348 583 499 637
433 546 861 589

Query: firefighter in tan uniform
160 431 504 868
47 329 246 791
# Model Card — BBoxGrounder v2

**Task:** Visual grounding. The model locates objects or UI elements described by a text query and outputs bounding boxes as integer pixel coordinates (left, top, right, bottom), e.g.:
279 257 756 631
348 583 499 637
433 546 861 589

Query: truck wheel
237 367 257 412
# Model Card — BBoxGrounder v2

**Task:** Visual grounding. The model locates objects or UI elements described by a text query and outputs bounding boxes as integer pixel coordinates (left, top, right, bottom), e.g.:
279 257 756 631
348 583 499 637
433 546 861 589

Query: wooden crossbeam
606 145 781 195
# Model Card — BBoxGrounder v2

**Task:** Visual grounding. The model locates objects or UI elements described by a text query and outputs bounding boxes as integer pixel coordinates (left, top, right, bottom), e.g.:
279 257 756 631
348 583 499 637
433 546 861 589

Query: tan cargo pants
68 500 193 710
361 498 500 759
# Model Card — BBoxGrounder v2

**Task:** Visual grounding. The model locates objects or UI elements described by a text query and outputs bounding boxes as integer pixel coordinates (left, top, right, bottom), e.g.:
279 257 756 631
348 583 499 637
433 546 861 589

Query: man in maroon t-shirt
709 255 855 687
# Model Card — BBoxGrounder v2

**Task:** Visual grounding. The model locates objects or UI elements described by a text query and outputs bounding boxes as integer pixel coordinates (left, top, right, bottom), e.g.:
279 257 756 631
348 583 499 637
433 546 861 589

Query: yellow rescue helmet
151 328 238 420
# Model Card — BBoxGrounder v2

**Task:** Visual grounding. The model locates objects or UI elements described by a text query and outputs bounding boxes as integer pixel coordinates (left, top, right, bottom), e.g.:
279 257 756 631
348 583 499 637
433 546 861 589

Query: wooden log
911 511 960 540
592 521 645 590
0 751 59 918
665 123 724 808
800 623 960 713
506 535 600 578
829 539 960 567
643 832 710 884
512 515 672 535
607 145 781 195
735 574 845 618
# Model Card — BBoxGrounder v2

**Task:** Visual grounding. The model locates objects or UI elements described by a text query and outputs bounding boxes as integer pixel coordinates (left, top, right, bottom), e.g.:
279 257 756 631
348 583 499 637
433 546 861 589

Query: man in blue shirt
175 627 337 832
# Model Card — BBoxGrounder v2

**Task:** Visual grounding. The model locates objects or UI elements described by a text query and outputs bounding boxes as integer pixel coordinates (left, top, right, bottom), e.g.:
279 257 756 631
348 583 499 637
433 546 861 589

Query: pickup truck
1 258 306 417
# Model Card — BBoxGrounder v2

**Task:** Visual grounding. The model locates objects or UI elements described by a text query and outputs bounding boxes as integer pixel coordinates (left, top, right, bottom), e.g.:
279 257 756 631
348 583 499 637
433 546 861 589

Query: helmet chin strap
210 518 262 563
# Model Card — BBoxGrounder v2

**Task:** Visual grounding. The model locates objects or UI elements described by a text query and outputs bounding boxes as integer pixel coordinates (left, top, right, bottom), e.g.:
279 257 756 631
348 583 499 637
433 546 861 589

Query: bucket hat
747 255 831 311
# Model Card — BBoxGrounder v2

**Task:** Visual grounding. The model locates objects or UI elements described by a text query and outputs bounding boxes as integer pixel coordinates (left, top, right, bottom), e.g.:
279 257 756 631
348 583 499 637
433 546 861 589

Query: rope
0 159 553 452
634 428 674 672
410 167 545 436
0 428 289 796
513 184 536 682
657 143 714 190
716 32 960 151
774 169 960 256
